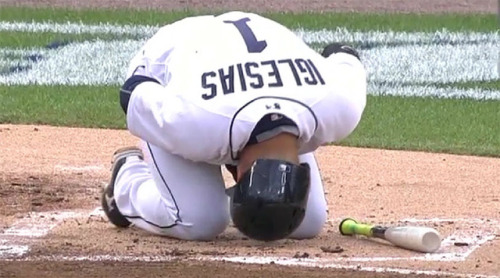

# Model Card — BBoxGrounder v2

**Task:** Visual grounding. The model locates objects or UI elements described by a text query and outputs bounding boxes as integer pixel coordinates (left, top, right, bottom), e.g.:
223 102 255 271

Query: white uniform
115 11 367 240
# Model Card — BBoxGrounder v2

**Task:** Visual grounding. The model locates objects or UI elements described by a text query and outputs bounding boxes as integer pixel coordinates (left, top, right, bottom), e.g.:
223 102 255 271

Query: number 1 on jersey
224 18 267 53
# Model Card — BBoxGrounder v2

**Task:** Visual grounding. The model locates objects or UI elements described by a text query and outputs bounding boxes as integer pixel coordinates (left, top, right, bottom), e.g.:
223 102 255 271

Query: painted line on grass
1 21 499 100
0 21 157 37
1 21 498 44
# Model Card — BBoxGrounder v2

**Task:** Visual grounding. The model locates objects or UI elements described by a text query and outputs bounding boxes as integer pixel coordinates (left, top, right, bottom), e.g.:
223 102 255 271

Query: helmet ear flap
228 159 310 241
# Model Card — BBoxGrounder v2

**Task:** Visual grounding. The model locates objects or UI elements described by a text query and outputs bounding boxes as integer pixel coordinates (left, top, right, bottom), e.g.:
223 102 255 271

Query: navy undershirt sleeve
119 75 160 114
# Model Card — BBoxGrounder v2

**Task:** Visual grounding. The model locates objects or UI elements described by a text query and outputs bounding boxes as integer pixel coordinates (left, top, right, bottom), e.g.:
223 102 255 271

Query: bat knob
339 218 358 235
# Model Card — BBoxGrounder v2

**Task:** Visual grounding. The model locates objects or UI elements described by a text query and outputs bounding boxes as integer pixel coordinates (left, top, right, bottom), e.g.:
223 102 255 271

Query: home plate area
0 209 498 277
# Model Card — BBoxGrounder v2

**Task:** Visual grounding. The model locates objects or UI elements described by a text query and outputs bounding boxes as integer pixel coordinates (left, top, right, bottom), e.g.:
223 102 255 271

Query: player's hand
321 43 360 61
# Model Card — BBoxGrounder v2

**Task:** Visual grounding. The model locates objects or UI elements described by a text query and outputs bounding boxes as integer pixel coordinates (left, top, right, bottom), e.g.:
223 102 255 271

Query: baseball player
102 11 367 241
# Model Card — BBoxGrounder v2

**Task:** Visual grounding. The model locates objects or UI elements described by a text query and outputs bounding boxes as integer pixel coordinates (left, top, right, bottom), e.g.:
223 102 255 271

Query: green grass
0 7 499 157
1 86 498 156
342 96 500 157
442 80 500 91
372 81 500 93
0 6 498 31
0 31 141 48
0 85 125 128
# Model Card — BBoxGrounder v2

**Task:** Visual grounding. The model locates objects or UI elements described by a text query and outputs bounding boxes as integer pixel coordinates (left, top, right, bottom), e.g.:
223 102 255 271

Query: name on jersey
201 58 325 100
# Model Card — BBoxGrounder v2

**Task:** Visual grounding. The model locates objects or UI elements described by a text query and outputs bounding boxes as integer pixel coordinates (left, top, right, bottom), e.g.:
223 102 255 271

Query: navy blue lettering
236 63 247 91
307 59 325 85
261 60 283 87
219 65 235 95
245 62 264 89
224 18 267 53
201 71 217 100
278 59 301 86
201 58 325 99
295 59 318 85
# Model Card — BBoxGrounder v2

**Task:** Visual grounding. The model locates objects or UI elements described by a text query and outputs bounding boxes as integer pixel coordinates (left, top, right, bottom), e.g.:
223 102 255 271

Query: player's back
134 12 320 94
162 11 329 110
125 12 365 164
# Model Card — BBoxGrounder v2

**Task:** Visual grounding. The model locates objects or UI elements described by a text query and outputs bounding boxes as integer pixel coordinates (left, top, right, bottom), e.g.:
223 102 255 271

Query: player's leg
288 152 328 239
113 142 230 241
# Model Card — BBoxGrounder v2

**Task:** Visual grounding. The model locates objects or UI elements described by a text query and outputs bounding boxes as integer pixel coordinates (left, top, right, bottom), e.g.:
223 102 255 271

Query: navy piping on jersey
124 215 178 229
123 143 182 229
229 96 318 161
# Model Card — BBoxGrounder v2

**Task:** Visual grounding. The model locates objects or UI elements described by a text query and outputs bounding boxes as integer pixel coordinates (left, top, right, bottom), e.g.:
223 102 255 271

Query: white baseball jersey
125 11 366 165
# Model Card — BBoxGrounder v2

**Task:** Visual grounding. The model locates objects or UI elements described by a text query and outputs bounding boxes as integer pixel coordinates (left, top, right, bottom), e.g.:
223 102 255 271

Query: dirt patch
0 260 439 278
1 124 499 277
0 1 498 277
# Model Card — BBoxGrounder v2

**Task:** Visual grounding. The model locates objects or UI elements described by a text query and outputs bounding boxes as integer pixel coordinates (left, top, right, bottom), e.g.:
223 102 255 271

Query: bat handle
339 218 374 237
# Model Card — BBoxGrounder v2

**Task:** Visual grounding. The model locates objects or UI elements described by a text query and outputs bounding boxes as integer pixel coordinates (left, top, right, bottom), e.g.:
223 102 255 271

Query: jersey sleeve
312 52 367 145
125 81 188 153
126 15 216 85
125 25 177 85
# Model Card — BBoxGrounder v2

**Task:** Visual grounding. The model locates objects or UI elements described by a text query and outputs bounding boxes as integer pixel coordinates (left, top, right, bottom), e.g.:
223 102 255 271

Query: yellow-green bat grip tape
339 218 374 237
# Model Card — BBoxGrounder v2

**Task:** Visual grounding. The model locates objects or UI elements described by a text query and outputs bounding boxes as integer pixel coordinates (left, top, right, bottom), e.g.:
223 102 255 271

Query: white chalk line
0 211 88 257
310 228 495 263
325 217 499 263
402 217 499 224
2 211 81 237
54 164 105 172
0 244 29 257
0 209 498 277
1 254 496 278
212 256 499 278
1 21 499 43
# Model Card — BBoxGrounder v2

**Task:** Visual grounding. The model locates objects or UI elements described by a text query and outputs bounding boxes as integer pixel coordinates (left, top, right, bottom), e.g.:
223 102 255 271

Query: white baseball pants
114 141 328 240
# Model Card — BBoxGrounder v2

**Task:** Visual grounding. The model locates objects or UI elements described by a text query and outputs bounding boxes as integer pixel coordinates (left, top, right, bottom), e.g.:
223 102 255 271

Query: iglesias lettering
201 58 325 100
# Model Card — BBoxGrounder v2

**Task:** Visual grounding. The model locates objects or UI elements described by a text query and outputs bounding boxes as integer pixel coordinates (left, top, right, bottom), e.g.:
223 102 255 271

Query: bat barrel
384 226 442 253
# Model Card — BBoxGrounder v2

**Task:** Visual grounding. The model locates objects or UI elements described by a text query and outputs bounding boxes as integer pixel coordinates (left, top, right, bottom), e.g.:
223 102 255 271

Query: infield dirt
0 124 499 277
0 1 499 277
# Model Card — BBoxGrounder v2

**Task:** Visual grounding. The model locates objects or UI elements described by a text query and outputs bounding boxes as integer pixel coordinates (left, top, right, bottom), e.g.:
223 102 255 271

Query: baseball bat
339 218 441 253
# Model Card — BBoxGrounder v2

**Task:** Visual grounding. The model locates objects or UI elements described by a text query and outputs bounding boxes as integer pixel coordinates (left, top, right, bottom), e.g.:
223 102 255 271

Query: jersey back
126 11 366 164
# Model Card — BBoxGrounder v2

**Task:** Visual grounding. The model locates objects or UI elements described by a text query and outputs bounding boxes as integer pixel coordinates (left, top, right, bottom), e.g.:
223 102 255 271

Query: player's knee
174 206 230 241
289 206 328 239
306 207 328 237
186 216 229 241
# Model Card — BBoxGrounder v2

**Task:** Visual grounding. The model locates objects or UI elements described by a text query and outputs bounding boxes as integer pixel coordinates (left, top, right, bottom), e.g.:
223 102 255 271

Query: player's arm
314 43 367 144
321 43 361 61
120 22 179 114
121 78 188 153
119 75 160 114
